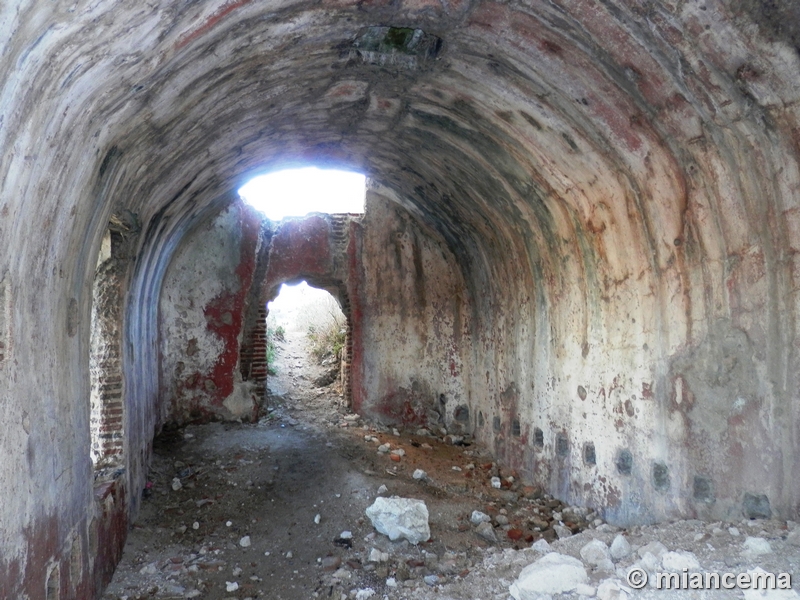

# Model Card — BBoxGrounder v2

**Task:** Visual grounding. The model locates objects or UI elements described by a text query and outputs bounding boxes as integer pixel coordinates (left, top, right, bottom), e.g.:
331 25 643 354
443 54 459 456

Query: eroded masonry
2 0 800 597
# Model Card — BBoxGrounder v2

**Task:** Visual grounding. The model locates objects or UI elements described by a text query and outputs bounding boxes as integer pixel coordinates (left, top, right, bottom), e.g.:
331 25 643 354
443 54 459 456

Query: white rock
742 568 799 599
787 529 800 547
476 521 498 543
637 541 667 560
226 582 239 592
531 539 551 553
377 484 388 495
365 497 430 544
390 448 405 456
509 552 589 599
610 535 632 560
661 550 700 571
412 469 427 480
580 539 611 566
490 476 502 489
729 526 740 536
495 514 509 526
354 588 376 600
638 551 661 572
744 536 773 556
377 444 390 453
314 514 321 524
192 521 200 530
576 583 596 597
368 548 389 563
239 535 251 547
470 510 491 525
339 530 352 539
285 551 293 558
596 579 629 600
553 524 573 539
171 477 182 491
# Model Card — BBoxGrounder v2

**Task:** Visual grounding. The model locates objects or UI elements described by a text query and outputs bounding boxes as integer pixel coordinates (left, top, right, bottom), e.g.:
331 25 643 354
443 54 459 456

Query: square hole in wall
533 427 544 447
583 442 596 465
492 416 501 432
511 418 521 437
616 449 633 475
693 475 715 504
556 433 569 457
652 462 670 492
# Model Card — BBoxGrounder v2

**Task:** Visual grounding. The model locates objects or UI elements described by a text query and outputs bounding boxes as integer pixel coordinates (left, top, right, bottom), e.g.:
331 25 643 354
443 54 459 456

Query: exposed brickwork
90 257 125 469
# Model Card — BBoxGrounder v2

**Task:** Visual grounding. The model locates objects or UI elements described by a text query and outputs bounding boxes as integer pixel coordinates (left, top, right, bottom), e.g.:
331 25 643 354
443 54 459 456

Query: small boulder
365 497 430 544
610 535 632 560
580 539 611 567
743 536 772 557
476 521 498 543
509 552 589 599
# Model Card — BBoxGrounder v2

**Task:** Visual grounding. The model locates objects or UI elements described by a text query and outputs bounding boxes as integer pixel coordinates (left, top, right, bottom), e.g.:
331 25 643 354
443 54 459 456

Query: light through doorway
238 167 365 220
265 281 348 400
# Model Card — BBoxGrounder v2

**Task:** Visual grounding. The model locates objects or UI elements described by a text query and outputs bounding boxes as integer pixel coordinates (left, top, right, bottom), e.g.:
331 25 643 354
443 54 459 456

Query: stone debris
412 469 427 480
580 539 611 567
509 552 588 598
239 535 251 547
475 521 498 543
609 534 631 560
470 510 491 525
661 550 700 571
365 497 431 544
743 536 773 556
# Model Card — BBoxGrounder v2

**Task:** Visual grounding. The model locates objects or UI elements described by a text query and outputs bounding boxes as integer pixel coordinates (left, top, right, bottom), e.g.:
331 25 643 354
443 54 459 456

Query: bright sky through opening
238 167 366 220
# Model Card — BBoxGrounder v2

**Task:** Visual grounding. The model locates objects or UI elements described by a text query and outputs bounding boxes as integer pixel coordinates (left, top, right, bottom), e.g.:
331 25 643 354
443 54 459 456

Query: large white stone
509 552 589 599
365 497 430 544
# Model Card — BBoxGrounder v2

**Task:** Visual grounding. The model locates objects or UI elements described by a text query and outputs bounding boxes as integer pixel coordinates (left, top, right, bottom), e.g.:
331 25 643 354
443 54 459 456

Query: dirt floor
102 329 800 600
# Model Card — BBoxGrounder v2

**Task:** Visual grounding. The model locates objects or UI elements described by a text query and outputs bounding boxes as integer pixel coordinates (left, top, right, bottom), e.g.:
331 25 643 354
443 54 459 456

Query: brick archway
238 213 361 409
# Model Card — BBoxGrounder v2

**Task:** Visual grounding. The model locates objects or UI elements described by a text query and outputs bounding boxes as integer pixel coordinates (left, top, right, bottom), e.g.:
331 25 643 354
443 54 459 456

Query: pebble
580 539 611 566
339 530 352 539
239 536 251 547
377 485 388 494
314 514 321 524
192 521 200 530
553 524 573 539
609 534 631 560
491 477 502 489
171 477 182 491
495 514 509 526
412 469 427 480
285 551 293 559
226 582 239 592
531 539 551 553
378 444 390 453
470 510 491 525
476 521 498 543
423 574 439 586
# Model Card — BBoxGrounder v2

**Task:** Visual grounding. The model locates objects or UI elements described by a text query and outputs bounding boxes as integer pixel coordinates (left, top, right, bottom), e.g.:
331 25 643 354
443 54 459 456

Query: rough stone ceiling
3 1 799 279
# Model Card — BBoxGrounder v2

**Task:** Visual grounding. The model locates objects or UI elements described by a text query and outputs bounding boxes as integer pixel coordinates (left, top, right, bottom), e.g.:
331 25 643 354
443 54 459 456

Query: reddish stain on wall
200 205 260 409
175 0 254 50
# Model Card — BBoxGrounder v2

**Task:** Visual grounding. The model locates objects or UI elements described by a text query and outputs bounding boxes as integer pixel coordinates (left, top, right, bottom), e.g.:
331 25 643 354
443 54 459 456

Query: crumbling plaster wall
356 188 472 431
160 201 262 424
